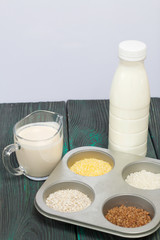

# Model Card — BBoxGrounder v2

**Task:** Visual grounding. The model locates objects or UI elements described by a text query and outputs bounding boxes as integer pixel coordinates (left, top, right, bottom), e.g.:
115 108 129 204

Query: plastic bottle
108 40 150 156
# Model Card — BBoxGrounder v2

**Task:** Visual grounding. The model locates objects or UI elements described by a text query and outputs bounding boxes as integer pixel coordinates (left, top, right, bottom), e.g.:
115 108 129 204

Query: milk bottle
109 40 150 156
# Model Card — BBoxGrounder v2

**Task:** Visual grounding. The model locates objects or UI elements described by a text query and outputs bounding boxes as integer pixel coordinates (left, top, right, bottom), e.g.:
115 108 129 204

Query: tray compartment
101 194 158 237
67 148 114 176
102 194 155 220
122 161 160 178
43 181 95 212
122 161 160 190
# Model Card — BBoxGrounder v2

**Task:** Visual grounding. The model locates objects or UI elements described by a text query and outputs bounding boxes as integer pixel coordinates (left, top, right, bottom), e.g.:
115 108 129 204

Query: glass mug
2 110 63 181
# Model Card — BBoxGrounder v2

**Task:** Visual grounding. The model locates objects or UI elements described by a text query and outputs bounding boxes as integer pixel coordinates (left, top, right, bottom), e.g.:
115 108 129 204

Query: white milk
15 122 63 178
109 41 150 156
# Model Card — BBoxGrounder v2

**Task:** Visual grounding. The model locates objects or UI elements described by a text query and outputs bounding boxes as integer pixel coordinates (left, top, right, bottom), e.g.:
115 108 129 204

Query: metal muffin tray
34 146 160 238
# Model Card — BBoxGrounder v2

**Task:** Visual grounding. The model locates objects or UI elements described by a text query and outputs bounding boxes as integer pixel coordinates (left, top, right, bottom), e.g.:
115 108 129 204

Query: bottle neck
119 58 145 67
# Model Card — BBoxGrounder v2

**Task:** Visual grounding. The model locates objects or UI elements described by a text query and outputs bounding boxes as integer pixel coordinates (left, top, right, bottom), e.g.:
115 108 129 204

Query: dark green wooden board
1 99 160 240
148 98 160 159
67 99 160 240
0 102 76 240
67 100 109 150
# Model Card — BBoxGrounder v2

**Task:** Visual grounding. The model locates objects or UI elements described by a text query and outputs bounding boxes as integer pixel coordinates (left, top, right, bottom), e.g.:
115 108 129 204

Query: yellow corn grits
70 158 112 176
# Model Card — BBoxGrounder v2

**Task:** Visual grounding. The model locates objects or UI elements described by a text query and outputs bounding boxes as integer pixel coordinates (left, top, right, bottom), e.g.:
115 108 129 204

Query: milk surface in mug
15 122 63 177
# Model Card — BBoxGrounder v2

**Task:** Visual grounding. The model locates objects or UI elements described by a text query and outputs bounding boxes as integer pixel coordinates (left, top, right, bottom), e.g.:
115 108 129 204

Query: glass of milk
2 110 63 181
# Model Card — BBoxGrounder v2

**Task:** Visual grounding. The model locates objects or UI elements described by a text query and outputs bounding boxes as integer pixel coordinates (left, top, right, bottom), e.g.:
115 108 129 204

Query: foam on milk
15 122 63 178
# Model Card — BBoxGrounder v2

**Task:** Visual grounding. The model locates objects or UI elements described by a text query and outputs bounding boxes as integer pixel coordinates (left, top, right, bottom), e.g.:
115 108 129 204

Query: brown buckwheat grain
105 205 151 228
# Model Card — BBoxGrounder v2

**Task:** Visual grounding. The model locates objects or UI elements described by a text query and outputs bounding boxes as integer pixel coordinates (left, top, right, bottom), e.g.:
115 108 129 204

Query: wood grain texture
67 99 159 240
67 100 109 150
146 99 158 159
1 99 160 240
0 102 76 240
148 98 160 159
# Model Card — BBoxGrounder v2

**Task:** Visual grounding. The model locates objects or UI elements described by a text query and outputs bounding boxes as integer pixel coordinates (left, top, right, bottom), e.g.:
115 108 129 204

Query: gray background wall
0 0 159 103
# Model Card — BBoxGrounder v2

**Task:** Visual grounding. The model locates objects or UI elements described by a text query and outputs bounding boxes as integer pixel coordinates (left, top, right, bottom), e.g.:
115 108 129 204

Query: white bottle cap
119 40 147 61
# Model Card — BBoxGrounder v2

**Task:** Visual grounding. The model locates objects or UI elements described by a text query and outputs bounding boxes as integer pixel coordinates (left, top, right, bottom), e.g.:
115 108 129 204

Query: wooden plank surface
67 100 109 150
148 98 160 159
67 99 159 240
1 99 160 240
0 102 76 240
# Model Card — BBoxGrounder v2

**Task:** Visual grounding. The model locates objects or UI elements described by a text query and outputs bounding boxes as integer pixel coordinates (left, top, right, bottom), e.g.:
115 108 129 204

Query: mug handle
2 143 24 176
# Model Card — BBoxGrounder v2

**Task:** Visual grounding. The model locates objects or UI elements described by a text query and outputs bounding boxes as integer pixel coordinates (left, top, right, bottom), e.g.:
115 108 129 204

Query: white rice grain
125 170 160 190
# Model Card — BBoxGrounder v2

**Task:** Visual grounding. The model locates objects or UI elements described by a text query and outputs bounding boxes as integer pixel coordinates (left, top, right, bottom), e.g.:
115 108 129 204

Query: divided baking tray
34 146 160 238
